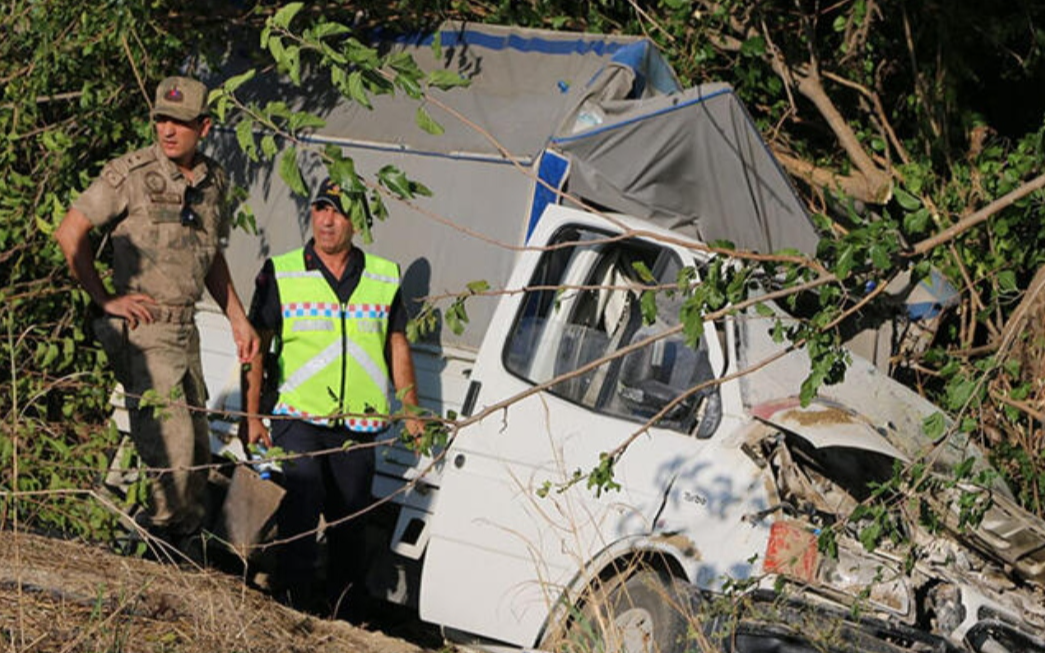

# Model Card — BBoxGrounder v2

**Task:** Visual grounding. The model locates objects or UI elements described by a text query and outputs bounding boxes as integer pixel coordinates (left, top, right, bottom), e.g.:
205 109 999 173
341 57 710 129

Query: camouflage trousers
95 316 210 536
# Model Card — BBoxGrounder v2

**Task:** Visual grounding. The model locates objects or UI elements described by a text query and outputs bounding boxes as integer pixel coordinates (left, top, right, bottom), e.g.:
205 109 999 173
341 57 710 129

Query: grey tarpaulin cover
552 82 819 256
211 22 818 352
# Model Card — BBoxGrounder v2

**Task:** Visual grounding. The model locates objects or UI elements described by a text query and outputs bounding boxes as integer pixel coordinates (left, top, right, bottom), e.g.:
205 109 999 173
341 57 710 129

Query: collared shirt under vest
271 248 401 433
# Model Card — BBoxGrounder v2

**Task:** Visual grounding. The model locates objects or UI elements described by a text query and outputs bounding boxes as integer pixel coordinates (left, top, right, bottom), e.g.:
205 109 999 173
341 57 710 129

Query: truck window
504 226 717 434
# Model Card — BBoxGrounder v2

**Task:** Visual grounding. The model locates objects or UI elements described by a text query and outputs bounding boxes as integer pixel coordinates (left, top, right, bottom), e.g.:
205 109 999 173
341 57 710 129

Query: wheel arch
534 534 695 648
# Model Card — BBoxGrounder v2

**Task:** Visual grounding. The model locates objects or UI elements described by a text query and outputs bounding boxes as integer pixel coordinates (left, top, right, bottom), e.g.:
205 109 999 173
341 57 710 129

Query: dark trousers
271 418 375 614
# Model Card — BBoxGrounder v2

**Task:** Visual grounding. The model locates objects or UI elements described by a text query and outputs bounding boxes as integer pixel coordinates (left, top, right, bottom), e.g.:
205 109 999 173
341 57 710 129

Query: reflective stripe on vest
272 249 400 432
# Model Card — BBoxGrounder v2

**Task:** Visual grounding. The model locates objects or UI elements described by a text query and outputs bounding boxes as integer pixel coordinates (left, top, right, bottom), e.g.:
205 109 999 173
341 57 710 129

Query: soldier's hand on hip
103 294 158 329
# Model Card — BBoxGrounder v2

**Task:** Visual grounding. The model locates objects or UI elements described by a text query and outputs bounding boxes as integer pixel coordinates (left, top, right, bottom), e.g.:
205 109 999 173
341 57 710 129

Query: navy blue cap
312 177 345 213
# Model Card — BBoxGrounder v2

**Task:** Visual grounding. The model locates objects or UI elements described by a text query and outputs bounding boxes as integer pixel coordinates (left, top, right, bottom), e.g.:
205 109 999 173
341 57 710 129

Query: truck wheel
547 565 693 653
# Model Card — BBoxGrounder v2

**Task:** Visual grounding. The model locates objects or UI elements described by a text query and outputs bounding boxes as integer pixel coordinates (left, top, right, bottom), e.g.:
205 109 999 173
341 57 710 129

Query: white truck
173 22 1045 653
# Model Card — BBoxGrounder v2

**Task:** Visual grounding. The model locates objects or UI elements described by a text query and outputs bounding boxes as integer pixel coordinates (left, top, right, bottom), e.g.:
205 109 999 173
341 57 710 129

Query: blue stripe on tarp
609 42 648 97
404 28 635 57
907 301 944 321
527 150 570 242
610 41 680 95
905 269 959 320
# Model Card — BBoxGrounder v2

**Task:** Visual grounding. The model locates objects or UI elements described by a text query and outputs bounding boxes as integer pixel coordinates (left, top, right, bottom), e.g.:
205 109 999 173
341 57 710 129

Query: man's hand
103 293 158 329
242 416 272 449
232 317 261 364
404 414 425 440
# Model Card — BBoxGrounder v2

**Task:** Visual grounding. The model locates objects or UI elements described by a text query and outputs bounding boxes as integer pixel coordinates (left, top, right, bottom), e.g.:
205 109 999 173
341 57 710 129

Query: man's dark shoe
169 531 206 567
275 582 329 617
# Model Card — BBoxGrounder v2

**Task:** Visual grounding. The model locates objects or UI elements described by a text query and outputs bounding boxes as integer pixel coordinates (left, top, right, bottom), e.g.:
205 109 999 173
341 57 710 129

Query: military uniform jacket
71 143 231 307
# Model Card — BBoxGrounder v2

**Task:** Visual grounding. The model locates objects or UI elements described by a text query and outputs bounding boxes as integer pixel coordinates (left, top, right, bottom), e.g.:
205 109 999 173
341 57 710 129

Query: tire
548 565 695 653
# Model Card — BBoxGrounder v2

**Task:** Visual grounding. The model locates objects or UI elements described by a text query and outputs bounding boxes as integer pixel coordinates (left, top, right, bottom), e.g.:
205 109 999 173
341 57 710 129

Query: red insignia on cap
165 87 184 102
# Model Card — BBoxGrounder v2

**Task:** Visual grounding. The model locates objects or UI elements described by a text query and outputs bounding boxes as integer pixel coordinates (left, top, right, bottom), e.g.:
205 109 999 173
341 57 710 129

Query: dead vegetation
0 529 440 653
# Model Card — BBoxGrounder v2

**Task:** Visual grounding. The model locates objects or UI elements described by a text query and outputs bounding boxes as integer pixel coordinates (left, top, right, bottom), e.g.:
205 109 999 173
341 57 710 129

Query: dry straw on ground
0 529 435 653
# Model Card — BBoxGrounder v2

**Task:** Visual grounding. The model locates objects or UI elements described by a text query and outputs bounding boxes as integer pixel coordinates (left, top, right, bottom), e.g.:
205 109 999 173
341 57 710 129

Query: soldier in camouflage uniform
55 76 259 553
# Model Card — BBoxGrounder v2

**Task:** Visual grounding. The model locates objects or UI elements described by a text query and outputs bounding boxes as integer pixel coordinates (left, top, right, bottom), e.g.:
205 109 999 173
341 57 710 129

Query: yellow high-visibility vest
271 249 400 432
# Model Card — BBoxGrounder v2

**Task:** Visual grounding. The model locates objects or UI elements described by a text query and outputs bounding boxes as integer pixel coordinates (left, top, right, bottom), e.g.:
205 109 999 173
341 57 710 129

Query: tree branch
909 173 1045 256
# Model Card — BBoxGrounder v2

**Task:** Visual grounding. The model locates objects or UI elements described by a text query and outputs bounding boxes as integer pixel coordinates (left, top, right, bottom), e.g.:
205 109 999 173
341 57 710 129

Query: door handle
454 453 466 469
461 380 481 417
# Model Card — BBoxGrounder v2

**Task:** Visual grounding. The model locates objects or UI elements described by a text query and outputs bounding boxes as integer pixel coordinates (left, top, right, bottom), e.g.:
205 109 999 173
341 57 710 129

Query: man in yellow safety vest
241 177 422 618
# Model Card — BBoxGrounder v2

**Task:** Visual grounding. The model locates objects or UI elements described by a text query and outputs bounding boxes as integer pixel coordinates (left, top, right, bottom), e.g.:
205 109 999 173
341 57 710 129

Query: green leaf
426 69 470 90
268 35 285 64
431 30 443 59
997 269 1017 292
640 290 657 324
378 165 413 198
261 135 278 159
395 73 422 99
35 214 55 237
894 187 922 211
799 374 819 406
347 71 372 109
311 21 350 40
740 36 766 57
41 343 59 367
387 51 423 76
288 112 326 132
415 105 444 135
223 69 256 94
410 180 433 197
264 101 293 120
234 204 257 235
285 46 302 86
869 244 891 270
856 520 881 551
923 412 947 439
626 261 652 284
344 38 380 67
348 195 372 244
466 280 490 294
903 207 931 233
835 244 856 279
279 147 307 197
446 304 463 335
235 119 257 161
271 2 303 29
326 150 360 195
946 376 982 409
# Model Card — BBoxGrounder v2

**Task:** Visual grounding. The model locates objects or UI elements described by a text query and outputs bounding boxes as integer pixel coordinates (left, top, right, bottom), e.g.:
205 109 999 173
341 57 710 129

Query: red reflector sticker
764 521 820 582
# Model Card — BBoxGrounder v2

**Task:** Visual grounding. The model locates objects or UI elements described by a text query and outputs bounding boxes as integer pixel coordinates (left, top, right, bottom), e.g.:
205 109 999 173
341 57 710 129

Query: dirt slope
0 529 439 653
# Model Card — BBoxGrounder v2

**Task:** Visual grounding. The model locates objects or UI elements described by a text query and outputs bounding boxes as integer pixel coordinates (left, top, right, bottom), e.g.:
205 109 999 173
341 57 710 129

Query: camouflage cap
153 76 208 122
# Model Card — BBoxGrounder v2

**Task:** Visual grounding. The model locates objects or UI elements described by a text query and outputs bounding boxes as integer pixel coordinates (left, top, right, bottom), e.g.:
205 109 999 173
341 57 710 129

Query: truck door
419 208 743 646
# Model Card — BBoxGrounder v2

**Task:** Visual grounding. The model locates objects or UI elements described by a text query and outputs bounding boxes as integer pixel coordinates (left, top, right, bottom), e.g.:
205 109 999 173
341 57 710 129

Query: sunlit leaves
270 2 303 29
278 147 306 196
415 105 444 135
235 118 257 161
426 69 470 91
345 70 371 108
378 164 431 199
893 187 922 211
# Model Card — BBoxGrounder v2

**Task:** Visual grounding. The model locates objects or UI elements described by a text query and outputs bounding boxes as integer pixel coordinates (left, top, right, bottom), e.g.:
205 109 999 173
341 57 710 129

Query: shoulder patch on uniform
102 147 156 187
101 164 126 189
126 148 157 171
